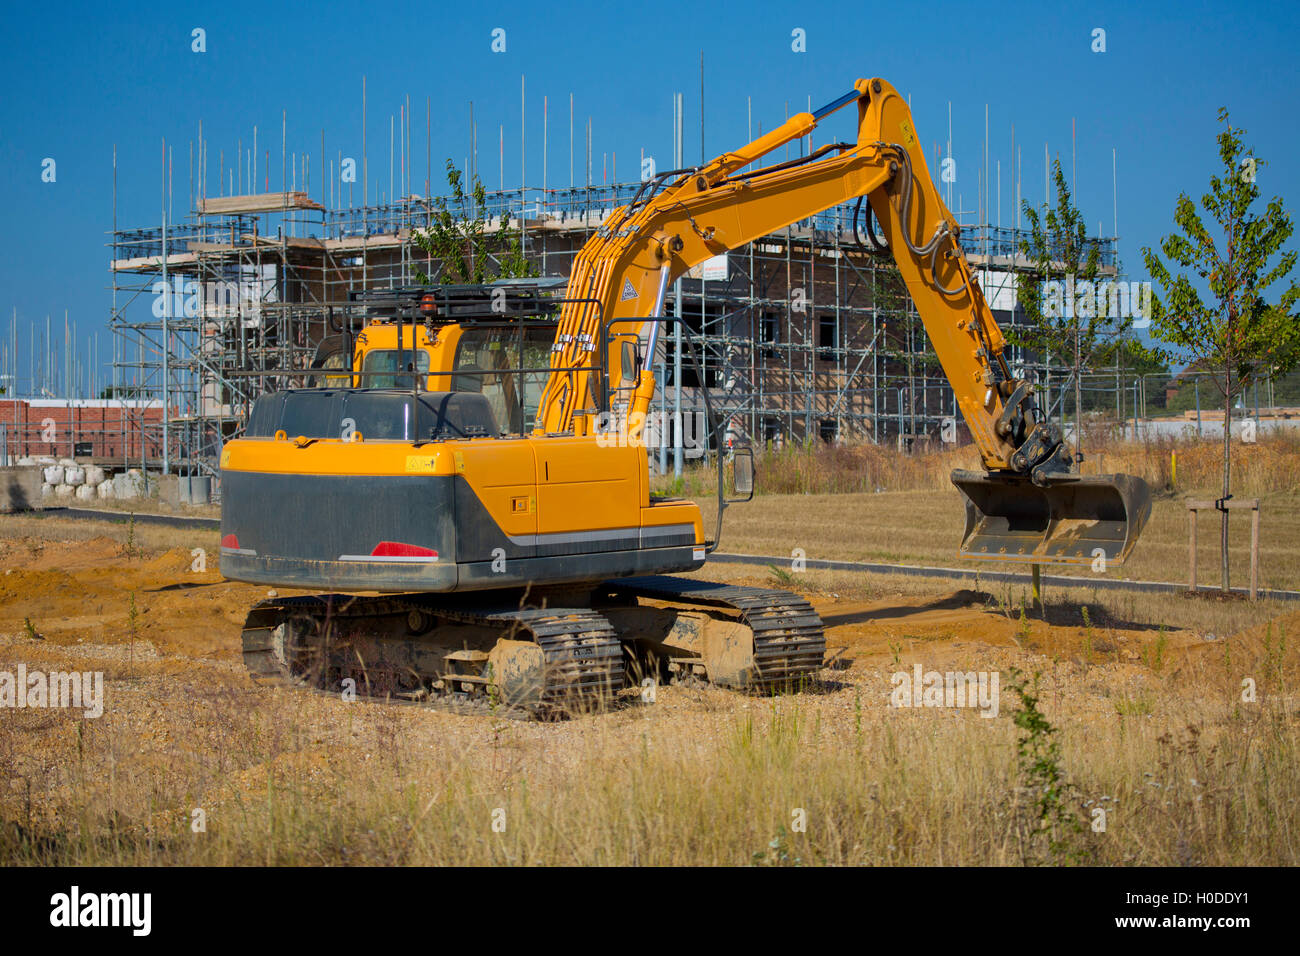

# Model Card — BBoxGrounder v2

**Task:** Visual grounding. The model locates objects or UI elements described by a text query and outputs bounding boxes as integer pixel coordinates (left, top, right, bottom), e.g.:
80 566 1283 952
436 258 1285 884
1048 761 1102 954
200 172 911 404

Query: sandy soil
0 522 1286 712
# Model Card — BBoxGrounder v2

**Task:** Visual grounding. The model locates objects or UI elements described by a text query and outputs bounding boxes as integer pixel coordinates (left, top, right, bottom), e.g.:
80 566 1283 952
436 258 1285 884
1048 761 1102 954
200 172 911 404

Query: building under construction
104 181 1116 483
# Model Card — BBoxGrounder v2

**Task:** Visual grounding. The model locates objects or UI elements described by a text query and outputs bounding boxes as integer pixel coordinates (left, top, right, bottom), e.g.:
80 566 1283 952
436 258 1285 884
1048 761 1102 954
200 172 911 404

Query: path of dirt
1 527 1295 710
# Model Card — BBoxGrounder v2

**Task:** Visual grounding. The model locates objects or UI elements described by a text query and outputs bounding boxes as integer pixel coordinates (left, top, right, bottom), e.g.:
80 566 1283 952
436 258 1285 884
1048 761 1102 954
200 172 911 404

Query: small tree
410 159 536 284
1143 110 1300 592
1011 159 1144 455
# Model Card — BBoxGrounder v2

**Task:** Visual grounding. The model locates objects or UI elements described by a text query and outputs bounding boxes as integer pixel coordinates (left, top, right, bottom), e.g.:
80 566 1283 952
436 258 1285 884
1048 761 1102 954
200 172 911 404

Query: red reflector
221 534 239 549
370 541 438 558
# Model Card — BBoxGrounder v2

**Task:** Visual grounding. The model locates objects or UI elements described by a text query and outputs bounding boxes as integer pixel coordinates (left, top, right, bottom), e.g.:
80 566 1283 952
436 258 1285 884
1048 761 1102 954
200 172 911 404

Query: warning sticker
620 278 638 301
405 455 440 473
899 120 916 150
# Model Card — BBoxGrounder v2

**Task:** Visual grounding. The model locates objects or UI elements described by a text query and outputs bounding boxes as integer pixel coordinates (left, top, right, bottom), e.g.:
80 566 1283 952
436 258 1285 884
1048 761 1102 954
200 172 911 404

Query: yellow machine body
219 76 1149 710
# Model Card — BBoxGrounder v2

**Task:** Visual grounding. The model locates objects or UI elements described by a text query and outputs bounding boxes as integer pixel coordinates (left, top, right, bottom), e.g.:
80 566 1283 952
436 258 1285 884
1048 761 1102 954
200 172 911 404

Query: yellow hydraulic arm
540 78 1030 469
537 77 1150 565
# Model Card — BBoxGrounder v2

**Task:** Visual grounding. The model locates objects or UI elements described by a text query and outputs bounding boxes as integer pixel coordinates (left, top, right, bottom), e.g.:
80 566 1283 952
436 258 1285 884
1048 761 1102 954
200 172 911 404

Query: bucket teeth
952 469 1152 567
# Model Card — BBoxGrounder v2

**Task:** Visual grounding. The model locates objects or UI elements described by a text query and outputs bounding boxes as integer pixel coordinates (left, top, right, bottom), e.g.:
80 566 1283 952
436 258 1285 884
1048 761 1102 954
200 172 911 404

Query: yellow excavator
221 77 1150 712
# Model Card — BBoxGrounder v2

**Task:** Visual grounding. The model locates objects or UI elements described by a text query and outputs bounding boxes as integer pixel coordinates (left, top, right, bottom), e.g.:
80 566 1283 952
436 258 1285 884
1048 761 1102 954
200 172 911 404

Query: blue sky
1 0 1297 395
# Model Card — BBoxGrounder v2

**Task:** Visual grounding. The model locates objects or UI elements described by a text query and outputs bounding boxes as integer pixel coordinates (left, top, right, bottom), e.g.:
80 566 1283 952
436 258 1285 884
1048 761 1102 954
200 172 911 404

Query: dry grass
658 432 1300 498
0 512 217 555
65 497 221 520
692 563 1289 645
1 647 1295 866
698 488 1300 593
659 435 1300 588
2 473 1298 866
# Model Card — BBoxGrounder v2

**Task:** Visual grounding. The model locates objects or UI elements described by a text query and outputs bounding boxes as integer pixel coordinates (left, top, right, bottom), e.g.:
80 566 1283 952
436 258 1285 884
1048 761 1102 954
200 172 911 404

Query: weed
127 590 139 676
767 564 796 587
1143 627 1169 673
1115 694 1154 717
1263 622 1288 695
1010 601 1030 649
752 825 802 866
1080 606 1096 667
1006 667 1089 865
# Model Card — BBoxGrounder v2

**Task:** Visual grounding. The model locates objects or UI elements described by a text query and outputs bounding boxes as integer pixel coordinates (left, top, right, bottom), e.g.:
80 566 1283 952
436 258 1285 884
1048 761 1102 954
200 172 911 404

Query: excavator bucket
952 469 1152 567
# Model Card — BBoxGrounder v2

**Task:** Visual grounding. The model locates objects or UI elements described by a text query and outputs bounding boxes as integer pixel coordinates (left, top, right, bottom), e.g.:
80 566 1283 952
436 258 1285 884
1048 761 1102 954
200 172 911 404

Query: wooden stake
1250 506 1260 600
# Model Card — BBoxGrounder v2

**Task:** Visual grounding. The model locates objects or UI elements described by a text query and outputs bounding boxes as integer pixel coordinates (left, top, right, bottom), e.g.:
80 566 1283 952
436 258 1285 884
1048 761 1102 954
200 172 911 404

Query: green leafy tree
410 160 536 284
1010 159 1144 453
1142 110 1300 592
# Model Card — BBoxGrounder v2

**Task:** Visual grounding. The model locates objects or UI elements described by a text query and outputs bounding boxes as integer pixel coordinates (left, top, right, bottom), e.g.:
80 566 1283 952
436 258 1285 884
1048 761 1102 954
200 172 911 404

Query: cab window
361 348 431 389
452 327 553 435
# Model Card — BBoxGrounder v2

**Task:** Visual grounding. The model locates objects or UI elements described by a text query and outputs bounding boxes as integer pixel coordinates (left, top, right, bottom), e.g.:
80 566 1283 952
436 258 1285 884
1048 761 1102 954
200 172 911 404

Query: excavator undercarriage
240 577 826 716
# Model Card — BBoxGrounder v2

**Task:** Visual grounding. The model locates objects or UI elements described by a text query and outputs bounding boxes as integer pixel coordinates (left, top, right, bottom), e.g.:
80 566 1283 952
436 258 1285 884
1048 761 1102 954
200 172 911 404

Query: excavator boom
537 77 1150 565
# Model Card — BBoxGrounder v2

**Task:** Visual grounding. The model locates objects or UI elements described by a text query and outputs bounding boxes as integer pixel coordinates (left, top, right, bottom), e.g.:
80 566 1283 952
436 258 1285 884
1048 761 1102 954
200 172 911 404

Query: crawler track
241 594 622 716
602 576 827 687
239 577 826 715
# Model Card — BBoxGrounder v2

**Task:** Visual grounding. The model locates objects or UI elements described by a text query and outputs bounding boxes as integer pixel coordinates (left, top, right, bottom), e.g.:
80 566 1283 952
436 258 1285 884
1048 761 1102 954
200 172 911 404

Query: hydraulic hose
882 143 967 297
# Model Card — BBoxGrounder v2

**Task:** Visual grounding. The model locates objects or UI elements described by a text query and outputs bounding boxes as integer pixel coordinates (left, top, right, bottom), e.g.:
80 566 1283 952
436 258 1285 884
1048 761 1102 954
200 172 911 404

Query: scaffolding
108 181 1117 482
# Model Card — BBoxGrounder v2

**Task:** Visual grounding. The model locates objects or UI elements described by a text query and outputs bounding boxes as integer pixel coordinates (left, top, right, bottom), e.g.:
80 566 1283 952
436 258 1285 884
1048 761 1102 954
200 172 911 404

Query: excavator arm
538 77 1150 566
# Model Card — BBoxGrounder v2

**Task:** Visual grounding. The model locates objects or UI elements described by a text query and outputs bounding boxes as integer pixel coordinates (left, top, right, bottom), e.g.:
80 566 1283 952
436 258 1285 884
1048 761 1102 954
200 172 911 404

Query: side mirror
729 445 755 502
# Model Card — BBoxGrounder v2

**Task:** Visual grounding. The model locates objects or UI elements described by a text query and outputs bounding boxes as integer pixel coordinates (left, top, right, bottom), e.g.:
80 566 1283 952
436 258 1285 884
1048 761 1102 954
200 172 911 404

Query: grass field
0 506 1297 865
654 431 1300 499
698 488 1300 595
652 434 1300 594
3 434 1298 865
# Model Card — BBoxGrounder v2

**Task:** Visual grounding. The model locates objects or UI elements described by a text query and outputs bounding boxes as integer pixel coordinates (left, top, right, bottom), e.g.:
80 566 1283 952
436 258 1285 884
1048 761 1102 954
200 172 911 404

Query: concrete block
0 467 42 513
156 474 180 507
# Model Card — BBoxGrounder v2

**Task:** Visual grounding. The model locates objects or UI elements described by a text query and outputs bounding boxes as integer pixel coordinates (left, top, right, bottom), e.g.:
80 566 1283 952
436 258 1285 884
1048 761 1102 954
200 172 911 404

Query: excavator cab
952 469 1151 567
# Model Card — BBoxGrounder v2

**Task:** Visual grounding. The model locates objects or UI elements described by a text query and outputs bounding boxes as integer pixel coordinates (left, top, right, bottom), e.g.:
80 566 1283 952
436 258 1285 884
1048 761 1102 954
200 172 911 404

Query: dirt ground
0 516 1291 722
1 513 1297 865
0 527 1192 674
